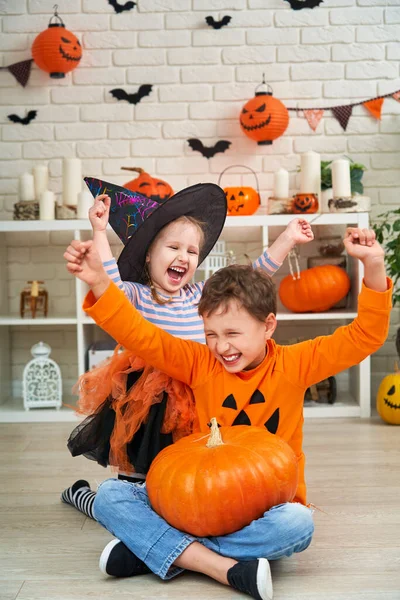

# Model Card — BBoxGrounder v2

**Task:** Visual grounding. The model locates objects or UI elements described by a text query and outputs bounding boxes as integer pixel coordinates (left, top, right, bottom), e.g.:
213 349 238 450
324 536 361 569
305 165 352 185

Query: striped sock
61 479 96 520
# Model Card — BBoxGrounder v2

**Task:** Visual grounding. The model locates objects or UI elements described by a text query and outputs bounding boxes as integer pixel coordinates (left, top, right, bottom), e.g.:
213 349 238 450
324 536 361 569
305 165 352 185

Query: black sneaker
99 539 151 577
227 558 273 600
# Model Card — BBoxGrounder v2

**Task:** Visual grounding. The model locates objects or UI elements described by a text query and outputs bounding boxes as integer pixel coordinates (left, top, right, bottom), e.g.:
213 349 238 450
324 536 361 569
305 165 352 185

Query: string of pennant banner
2 57 400 133
287 89 400 132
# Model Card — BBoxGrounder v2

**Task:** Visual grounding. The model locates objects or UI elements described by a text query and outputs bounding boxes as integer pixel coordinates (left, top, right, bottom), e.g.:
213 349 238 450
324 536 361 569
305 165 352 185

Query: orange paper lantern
240 80 289 146
32 8 82 79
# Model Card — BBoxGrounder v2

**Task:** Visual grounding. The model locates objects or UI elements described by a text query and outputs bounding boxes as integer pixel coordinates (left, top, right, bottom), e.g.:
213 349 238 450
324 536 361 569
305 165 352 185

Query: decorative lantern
32 5 82 79
23 342 62 410
121 167 174 203
240 76 289 146
218 165 261 216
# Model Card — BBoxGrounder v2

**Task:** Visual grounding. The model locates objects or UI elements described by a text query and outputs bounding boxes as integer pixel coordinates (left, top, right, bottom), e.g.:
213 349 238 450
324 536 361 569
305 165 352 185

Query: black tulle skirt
67 370 173 475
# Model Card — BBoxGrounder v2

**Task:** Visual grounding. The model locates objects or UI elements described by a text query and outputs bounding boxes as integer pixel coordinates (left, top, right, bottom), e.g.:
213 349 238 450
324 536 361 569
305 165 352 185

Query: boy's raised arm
64 240 215 387
282 228 392 390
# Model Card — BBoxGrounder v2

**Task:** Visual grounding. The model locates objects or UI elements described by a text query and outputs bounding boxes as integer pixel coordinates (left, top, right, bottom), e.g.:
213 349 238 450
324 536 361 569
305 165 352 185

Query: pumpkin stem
121 167 144 174
206 417 224 448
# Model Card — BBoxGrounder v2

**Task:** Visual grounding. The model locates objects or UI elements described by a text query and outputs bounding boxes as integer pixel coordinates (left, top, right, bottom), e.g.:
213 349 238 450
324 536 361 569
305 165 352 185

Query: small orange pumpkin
121 167 174 203
279 264 351 313
147 418 298 537
240 82 289 146
32 11 82 79
292 193 319 214
225 187 260 216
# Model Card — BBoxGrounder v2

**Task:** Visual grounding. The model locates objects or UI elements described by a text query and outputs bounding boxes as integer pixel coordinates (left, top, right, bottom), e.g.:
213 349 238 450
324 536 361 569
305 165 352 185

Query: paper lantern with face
32 9 82 79
240 82 289 146
121 167 174 203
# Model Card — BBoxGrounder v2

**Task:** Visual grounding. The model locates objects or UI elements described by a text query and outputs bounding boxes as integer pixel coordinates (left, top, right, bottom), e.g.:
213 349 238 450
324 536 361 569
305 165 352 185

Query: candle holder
13 200 39 220
328 195 371 213
267 197 294 215
292 193 319 214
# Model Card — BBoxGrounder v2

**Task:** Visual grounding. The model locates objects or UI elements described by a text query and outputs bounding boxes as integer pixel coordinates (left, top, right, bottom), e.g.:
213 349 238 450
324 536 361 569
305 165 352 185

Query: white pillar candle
62 158 82 206
273 168 289 199
39 190 55 220
332 159 351 198
33 164 49 199
77 189 94 219
19 173 36 201
300 150 321 195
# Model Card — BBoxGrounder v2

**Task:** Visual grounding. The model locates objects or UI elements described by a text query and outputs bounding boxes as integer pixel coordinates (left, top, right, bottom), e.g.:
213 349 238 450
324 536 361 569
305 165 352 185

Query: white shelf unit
0 211 370 422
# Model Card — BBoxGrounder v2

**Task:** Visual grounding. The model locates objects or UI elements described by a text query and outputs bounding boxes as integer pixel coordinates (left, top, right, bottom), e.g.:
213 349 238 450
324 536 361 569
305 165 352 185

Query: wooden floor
1 418 399 600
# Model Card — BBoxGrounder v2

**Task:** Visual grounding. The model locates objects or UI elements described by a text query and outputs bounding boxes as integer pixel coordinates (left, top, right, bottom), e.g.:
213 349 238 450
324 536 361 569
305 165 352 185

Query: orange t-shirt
83 279 392 505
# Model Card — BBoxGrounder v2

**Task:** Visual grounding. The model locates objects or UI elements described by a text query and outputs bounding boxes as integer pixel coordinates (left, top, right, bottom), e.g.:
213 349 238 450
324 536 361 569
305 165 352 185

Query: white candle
19 173 36 201
300 150 321 195
332 159 351 198
39 190 55 220
62 158 82 206
33 164 49 199
77 189 93 219
274 168 289 199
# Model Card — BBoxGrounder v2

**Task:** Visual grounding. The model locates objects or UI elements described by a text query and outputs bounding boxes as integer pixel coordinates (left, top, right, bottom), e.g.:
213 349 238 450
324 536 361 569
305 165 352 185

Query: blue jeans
94 478 314 580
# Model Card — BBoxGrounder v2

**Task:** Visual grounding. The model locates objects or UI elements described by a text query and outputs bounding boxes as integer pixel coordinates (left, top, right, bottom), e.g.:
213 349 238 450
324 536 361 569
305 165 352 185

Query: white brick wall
1 1 399 403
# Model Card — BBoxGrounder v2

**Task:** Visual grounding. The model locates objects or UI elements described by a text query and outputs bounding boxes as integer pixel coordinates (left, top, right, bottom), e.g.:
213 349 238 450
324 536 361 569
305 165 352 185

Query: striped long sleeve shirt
103 251 281 344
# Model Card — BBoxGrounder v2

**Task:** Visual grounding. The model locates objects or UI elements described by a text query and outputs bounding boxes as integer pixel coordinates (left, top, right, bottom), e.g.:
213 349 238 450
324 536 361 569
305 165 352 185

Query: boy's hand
89 194 111 232
343 228 384 263
284 218 314 245
64 240 110 295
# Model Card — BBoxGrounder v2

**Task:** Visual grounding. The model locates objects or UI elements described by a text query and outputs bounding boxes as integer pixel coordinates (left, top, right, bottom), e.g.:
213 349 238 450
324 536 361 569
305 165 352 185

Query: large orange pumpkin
32 13 82 79
240 84 289 146
121 167 174 203
279 264 351 313
146 418 298 537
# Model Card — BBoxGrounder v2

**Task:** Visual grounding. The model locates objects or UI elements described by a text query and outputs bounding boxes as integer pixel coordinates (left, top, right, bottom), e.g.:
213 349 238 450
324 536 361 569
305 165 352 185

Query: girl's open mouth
167 266 187 283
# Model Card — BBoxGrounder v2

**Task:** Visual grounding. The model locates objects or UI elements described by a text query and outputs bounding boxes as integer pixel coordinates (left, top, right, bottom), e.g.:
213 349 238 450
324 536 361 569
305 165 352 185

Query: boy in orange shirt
65 227 391 600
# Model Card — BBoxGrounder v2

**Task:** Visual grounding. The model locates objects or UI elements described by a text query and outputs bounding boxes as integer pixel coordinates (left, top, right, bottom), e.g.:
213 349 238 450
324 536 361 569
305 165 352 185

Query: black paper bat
7 110 37 125
284 0 323 9
109 85 153 104
205 15 232 29
108 0 136 13
187 139 231 159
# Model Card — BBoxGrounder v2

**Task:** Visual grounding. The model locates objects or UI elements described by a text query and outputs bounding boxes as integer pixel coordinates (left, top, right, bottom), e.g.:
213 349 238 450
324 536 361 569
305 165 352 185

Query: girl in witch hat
62 177 314 524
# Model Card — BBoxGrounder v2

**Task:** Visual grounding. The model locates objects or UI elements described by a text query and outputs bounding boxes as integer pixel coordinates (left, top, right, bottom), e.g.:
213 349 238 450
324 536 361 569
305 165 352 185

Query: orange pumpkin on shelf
240 80 289 146
32 9 82 79
121 167 174 203
279 264 351 313
219 165 261 216
292 193 319 214
147 418 298 537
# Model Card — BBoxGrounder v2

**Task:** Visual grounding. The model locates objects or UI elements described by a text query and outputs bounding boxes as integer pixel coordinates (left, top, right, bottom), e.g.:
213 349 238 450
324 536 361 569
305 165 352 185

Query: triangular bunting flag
363 97 384 120
304 109 324 132
392 91 400 102
7 59 33 87
331 105 353 131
